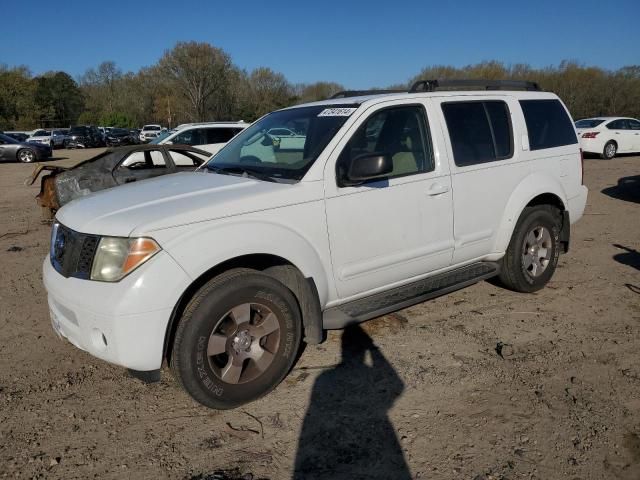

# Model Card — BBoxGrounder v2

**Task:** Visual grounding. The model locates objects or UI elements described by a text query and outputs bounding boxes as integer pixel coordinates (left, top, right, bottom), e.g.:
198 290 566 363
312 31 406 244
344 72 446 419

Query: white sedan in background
576 117 640 159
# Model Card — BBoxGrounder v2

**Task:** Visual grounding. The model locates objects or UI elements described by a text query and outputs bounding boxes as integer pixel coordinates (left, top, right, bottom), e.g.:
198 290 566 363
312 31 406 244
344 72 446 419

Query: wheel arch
494 174 569 255
163 253 325 365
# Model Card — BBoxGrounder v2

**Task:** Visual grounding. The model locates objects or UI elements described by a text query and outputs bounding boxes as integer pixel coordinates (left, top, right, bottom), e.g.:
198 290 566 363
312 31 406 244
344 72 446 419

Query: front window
206 105 356 182
144 125 161 131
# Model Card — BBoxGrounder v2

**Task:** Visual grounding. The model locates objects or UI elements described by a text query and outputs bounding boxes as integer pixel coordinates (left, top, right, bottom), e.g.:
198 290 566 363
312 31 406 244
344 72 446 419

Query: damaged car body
29 144 211 218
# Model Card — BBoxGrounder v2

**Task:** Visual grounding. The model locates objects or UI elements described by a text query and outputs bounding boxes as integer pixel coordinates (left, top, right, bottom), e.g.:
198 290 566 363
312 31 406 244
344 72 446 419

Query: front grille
51 224 100 279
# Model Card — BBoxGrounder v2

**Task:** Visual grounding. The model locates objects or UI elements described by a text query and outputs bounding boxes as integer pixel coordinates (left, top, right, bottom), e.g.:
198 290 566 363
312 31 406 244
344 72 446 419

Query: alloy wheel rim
206 302 281 384
606 143 616 158
522 226 552 278
20 150 34 162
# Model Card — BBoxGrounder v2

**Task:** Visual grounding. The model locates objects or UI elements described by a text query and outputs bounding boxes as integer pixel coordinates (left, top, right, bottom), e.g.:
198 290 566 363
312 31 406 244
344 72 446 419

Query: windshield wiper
206 165 279 183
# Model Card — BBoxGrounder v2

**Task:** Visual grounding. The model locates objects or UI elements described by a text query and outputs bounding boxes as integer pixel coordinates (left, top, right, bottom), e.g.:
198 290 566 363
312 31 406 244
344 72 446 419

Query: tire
498 205 561 293
601 141 617 159
17 149 36 163
170 268 303 409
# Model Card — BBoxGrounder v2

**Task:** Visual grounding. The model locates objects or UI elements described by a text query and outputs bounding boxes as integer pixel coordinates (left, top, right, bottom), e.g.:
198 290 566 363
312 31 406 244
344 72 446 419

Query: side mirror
345 153 393 185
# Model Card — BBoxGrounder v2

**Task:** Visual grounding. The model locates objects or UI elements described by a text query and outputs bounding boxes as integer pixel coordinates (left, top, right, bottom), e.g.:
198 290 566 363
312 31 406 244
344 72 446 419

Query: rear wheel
170 269 302 409
498 206 561 293
601 141 617 159
17 149 36 163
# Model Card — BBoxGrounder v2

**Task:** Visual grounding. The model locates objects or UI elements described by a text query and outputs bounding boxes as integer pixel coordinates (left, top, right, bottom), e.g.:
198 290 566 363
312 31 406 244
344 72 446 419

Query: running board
323 262 500 329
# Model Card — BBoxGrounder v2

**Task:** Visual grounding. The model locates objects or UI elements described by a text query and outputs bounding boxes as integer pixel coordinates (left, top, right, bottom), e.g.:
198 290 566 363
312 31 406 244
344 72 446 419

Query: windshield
0 133 19 144
144 125 161 131
150 130 173 144
575 119 605 128
109 128 129 135
206 105 357 182
70 127 88 135
32 130 49 136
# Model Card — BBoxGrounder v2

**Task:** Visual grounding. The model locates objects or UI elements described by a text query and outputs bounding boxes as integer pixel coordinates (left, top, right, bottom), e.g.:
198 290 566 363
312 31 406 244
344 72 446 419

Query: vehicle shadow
293 325 411 480
613 244 640 271
601 175 640 204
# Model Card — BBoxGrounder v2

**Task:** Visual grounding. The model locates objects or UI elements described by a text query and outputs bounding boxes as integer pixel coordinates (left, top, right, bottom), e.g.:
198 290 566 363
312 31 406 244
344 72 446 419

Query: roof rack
330 89 405 99
409 79 541 93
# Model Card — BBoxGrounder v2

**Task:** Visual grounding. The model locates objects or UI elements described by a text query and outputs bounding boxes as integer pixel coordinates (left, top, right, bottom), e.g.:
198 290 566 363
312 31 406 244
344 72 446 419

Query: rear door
606 119 634 152
434 95 527 264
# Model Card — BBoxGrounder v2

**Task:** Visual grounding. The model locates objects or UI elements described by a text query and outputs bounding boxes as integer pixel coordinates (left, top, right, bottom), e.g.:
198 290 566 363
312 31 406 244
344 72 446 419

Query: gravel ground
0 149 638 480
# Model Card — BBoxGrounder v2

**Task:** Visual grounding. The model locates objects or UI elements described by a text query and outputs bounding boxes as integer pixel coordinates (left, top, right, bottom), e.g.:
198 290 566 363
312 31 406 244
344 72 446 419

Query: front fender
154 212 333 306
494 173 568 254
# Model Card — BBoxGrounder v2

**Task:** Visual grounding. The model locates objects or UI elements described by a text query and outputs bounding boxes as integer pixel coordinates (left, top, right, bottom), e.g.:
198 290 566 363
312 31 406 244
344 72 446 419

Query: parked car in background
29 144 211 216
575 117 640 159
28 129 53 148
139 125 163 142
0 133 52 162
66 125 105 148
151 121 247 155
51 129 69 149
105 128 139 147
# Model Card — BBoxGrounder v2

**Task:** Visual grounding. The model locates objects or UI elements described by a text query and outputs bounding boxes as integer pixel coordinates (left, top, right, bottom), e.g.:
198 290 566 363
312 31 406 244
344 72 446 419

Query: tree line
1 41 639 130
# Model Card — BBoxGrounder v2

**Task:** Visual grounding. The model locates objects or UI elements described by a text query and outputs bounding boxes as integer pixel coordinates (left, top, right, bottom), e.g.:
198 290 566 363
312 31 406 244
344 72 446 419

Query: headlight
90 237 161 282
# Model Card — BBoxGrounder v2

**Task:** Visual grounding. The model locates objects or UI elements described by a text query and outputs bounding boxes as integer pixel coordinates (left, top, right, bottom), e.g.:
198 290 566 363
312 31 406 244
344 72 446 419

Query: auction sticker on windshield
317 108 357 117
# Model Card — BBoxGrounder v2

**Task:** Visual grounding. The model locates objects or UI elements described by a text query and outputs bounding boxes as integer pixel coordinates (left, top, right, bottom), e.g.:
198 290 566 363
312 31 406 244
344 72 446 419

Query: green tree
33 71 84 127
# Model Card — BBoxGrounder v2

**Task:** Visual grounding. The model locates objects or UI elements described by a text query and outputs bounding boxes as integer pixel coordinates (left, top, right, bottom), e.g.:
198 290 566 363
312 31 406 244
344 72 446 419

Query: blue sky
2 0 638 88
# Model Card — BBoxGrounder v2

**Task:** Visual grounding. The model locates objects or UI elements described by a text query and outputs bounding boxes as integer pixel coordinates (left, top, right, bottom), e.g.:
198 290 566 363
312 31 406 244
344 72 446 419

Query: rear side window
442 101 513 167
206 128 239 144
519 99 577 150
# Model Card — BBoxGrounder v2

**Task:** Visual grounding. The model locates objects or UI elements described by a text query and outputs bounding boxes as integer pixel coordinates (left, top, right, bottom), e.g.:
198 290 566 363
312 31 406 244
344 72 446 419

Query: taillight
580 148 584 185
581 132 600 139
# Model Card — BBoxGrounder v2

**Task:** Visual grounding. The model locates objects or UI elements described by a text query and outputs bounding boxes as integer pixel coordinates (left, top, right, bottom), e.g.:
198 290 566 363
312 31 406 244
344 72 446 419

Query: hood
56 172 317 237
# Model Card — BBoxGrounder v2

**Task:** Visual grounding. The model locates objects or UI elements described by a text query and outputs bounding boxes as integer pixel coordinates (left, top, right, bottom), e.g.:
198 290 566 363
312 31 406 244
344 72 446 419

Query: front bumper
43 250 192 371
35 147 52 159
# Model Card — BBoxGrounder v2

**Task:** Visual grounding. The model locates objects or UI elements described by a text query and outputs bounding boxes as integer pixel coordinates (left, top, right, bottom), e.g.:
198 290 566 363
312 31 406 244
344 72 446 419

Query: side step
323 262 500 329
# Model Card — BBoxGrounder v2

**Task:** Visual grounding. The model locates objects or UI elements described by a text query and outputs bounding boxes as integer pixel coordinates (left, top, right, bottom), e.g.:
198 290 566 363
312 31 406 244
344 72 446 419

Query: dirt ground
0 149 638 480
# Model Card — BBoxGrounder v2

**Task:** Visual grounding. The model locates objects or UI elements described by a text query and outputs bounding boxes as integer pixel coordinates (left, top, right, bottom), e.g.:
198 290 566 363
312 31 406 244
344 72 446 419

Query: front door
324 102 454 299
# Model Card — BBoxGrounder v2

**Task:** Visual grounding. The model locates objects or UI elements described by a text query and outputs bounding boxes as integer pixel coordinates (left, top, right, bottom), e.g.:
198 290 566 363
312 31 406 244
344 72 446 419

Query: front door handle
427 183 450 196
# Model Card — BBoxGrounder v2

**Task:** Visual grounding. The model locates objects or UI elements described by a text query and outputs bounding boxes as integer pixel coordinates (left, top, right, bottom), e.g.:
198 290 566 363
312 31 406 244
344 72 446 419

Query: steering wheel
239 155 263 164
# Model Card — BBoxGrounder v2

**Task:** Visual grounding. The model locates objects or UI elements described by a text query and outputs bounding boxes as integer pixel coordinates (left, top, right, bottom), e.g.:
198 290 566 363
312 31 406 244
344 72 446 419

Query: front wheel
171 269 302 409
498 206 561 293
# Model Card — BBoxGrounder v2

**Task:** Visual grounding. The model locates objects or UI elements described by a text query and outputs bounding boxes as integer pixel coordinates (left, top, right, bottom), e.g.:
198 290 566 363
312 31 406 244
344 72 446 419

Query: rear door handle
427 183 450 196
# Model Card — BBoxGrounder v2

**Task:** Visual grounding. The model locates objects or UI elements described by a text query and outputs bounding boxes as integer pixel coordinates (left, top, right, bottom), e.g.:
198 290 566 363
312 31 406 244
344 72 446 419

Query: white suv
139 124 163 142
43 79 588 409
152 121 247 155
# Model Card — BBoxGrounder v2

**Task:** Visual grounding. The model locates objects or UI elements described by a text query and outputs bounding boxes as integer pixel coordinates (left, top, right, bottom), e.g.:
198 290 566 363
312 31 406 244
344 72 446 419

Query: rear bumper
43 250 192 371
568 185 588 224
579 137 606 155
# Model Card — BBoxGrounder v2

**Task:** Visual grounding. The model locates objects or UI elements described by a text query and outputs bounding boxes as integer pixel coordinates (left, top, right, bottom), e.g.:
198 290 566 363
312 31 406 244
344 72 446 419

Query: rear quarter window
519 99 577 150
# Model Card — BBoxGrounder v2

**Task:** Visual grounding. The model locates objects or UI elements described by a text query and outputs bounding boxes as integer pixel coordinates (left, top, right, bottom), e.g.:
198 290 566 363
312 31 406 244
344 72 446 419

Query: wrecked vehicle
29 144 211 218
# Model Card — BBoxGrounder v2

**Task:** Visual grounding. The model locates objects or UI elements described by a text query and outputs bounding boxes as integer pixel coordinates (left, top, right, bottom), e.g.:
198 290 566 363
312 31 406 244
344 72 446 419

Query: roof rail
409 79 541 93
330 89 405 99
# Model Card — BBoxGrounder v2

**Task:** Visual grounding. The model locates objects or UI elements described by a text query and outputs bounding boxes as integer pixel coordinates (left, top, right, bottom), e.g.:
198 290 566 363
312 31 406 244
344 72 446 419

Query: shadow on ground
293 325 411 480
613 244 640 271
602 175 640 204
